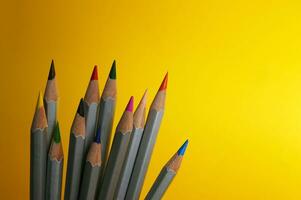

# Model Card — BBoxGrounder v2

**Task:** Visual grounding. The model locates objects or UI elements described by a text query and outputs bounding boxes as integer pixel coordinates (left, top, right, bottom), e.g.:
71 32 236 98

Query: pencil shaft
97 98 116 166
98 132 131 200
125 110 164 200
46 159 63 200
64 135 85 200
79 162 101 200
84 102 98 154
45 101 57 149
114 127 144 200
145 168 175 200
30 130 47 200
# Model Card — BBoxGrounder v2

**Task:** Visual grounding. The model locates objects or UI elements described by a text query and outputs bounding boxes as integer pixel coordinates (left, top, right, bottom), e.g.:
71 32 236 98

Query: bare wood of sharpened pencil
125 74 168 200
30 92 47 200
145 140 188 200
79 128 102 200
97 60 117 168
114 90 147 200
84 66 100 155
98 97 134 200
46 123 64 200
64 99 86 200
44 60 59 150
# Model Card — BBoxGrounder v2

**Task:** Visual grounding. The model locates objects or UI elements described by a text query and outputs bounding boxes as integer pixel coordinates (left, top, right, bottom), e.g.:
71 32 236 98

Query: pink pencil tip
90 65 98 80
126 96 134 112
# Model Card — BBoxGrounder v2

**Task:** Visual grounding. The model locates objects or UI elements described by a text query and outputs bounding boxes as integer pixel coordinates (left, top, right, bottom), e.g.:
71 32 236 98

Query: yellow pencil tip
37 91 44 109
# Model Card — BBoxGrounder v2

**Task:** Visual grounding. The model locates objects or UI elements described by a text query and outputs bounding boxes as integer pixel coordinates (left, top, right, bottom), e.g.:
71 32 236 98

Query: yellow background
1 0 301 199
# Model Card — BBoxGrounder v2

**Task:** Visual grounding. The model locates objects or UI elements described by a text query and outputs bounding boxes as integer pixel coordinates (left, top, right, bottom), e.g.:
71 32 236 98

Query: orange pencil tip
159 72 168 91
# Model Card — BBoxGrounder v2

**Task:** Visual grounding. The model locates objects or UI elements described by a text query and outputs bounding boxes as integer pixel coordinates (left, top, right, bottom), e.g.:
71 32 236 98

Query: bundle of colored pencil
30 60 188 200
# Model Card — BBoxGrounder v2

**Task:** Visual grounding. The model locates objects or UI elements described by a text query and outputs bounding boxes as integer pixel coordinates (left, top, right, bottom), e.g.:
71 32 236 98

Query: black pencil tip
48 60 56 80
77 98 85 117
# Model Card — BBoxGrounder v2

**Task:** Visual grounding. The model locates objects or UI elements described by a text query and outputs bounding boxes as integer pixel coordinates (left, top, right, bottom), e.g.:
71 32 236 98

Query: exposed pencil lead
109 60 116 79
90 65 98 80
177 139 188 156
37 91 44 110
48 60 56 80
159 72 168 91
126 96 134 112
77 98 85 117
95 127 101 144
53 122 61 143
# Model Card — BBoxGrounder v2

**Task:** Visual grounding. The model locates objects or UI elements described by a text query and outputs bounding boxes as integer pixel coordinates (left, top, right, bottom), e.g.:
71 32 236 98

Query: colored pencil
30 92 48 200
125 73 168 200
64 99 86 200
84 65 100 155
96 60 117 169
98 96 134 200
114 90 147 200
79 127 102 200
145 140 188 200
46 122 64 200
44 60 59 150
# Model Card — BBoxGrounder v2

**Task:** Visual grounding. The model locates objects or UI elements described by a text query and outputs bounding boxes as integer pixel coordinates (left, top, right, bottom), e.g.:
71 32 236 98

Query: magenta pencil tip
126 96 134 112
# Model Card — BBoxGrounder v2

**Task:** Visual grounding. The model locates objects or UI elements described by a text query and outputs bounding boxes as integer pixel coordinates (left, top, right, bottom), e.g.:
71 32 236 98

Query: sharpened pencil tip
95 127 101 143
36 91 43 110
109 60 116 79
48 60 56 80
77 98 85 117
177 139 188 156
159 72 168 91
126 96 134 112
53 122 61 143
90 65 98 80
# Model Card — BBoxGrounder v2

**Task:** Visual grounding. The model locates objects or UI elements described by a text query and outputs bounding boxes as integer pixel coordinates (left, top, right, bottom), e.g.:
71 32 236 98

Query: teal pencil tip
177 139 188 156
109 60 116 79
53 122 61 143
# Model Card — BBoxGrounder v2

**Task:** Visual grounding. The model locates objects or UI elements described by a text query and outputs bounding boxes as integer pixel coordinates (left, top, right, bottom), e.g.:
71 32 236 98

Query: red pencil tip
90 65 98 80
126 96 134 112
159 72 168 91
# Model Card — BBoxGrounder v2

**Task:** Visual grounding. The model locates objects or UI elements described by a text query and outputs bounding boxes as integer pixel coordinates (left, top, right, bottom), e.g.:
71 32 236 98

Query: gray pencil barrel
30 130 47 200
97 98 116 167
79 162 101 200
84 102 98 154
46 159 63 200
64 134 85 200
98 132 131 200
114 127 144 200
45 101 57 149
125 110 163 200
145 167 175 200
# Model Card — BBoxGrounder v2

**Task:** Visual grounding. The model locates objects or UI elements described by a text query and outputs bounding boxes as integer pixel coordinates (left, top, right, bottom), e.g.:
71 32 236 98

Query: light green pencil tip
53 122 61 143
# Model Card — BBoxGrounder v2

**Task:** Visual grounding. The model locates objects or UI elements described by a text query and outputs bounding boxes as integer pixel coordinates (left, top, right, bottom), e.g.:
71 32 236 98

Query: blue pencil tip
177 139 189 156
95 127 101 143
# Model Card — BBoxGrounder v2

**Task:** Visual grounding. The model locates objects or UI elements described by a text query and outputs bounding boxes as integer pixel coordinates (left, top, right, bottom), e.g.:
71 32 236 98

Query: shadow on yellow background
1 0 301 199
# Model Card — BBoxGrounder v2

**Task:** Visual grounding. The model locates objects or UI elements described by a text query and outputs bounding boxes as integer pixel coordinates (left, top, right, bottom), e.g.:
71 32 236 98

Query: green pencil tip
53 122 61 143
109 60 116 79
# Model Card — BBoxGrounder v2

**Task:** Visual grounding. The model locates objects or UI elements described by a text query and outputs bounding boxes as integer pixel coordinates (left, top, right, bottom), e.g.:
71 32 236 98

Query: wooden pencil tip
48 60 56 80
159 72 168 91
90 65 98 80
177 139 188 156
36 91 44 110
77 98 85 117
140 89 148 106
95 127 101 143
109 60 116 79
53 122 61 143
126 96 134 112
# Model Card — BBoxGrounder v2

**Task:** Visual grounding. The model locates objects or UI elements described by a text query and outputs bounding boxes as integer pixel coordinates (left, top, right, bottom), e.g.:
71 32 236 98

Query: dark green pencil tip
77 98 85 117
109 60 116 79
53 122 61 143
48 60 56 80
